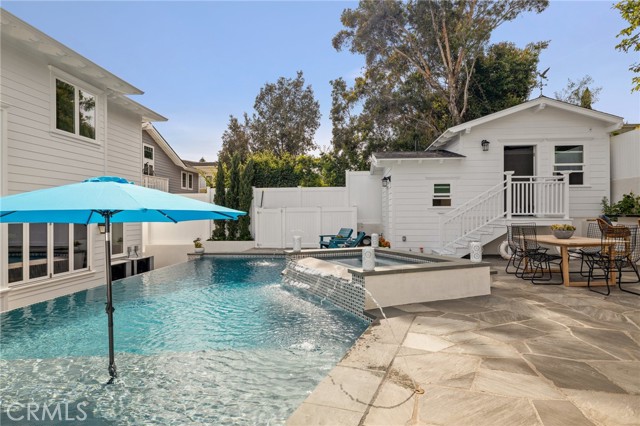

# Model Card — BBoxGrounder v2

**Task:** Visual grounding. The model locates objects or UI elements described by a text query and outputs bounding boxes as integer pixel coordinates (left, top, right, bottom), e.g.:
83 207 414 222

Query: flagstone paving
287 256 640 426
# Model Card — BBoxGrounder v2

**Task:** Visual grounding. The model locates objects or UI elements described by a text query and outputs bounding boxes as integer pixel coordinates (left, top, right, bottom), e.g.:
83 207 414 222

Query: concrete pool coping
284 247 490 277
286 256 640 426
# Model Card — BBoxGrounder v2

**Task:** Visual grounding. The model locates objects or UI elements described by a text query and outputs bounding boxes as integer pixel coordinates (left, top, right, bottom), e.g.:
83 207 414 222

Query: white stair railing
438 172 570 252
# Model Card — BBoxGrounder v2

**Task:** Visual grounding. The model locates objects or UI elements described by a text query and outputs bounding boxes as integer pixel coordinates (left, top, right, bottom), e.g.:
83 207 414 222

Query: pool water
0 258 368 425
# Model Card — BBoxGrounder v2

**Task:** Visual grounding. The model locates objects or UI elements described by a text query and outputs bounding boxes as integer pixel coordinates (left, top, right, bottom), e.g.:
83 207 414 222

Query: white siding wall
0 42 147 311
610 128 640 202
385 107 613 252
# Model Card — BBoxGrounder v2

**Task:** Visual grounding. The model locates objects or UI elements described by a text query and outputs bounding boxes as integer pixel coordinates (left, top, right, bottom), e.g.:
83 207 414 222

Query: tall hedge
238 158 255 240
226 153 241 240
211 164 227 240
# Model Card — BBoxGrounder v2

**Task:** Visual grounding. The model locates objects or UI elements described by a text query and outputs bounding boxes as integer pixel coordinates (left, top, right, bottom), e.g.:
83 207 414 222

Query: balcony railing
142 175 169 192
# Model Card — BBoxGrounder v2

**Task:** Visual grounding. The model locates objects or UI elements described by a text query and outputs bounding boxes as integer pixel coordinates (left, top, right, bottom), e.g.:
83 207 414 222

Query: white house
610 125 640 203
370 96 624 256
0 10 166 311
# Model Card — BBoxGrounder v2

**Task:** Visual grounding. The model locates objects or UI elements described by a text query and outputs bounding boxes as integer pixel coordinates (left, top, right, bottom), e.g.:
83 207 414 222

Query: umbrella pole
104 215 117 383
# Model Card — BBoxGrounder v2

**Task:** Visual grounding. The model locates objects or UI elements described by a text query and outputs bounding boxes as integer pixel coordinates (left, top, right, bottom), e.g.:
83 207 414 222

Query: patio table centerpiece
550 224 576 239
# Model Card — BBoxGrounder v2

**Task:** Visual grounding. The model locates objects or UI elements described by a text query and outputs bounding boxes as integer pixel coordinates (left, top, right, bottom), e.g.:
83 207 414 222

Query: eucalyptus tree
249 71 321 156
333 0 549 127
614 0 640 91
554 75 602 108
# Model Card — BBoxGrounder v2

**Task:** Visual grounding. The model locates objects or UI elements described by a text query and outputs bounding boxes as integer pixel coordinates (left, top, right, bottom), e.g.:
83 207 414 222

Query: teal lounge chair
328 231 366 249
319 228 353 249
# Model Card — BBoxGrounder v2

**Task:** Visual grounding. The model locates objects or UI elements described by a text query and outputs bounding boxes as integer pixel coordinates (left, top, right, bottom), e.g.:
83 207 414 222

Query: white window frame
49 66 102 144
7 223 91 287
432 183 452 207
143 144 155 175
181 171 193 190
553 144 585 186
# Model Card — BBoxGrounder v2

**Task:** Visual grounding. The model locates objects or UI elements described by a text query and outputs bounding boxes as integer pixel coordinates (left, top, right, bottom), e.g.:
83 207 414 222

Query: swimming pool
0 257 368 424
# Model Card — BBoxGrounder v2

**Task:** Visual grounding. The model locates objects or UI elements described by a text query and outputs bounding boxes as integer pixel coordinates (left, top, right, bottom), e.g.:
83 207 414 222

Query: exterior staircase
434 172 571 257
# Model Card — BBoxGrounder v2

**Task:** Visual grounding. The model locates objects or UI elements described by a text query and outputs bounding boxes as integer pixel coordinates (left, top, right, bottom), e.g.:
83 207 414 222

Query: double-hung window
554 145 584 185
55 77 96 140
143 145 155 175
181 171 193 190
432 183 452 207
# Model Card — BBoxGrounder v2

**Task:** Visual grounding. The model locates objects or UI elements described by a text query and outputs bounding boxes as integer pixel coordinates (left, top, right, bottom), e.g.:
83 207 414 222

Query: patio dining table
536 234 614 287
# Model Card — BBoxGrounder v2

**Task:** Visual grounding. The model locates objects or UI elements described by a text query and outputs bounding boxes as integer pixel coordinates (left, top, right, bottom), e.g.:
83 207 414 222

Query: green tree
554 75 602 107
218 114 251 168
238 158 255 240
466 41 546 120
614 0 640 91
333 0 548 127
226 154 241 240
249 71 321 156
212 165 227 240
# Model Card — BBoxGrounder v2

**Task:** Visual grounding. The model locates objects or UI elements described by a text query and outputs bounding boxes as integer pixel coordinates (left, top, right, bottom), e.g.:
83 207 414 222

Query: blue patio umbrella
0 176 245 382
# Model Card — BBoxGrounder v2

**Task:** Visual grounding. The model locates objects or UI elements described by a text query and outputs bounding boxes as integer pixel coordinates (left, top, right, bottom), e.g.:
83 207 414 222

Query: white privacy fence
254 207 358 248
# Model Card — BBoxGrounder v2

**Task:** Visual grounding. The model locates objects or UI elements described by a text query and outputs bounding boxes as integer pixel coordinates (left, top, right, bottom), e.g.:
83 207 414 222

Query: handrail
439 173 569 252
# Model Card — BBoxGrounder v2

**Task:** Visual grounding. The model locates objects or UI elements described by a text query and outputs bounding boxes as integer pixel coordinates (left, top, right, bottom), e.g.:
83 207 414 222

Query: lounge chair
328 231 366 248
319 228 353 249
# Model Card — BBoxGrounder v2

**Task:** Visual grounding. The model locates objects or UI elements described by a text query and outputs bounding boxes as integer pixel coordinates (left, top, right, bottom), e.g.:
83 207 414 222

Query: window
111 223 124 256
432 183 452 207
181 171 193 190
143 145 155 176
7 223 89 285
554 145 584 185
144 145 154 160
8 224 23 284
55 77 96 140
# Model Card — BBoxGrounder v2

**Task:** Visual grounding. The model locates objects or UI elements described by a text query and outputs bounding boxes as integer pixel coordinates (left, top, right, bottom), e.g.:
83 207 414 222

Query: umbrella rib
0 211 16 219
215 212 236 219
157 210 178 223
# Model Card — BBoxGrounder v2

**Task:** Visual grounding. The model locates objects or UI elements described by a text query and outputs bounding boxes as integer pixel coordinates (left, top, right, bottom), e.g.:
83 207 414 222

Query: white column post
504 171 514 220
562 172 571 219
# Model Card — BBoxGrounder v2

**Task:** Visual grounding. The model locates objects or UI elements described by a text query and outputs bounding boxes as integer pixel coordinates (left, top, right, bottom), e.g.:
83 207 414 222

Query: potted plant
550 224 576 239
193 237 204 253
601 192 640 221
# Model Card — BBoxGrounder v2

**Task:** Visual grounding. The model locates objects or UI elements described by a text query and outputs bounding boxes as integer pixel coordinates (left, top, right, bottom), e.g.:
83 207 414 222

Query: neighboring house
0 10 166 311
370 96 624 256
183 159 217 193
610 125 640 203
141 122 200 194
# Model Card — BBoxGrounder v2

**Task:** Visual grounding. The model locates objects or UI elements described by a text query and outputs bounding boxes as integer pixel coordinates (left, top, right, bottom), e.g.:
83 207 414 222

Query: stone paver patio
287 256 640 426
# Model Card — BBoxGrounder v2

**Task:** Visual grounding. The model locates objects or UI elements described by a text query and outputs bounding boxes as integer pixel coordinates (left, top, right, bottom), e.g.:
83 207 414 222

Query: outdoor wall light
382 176 391 187
481 139 490 152
98 223 107 234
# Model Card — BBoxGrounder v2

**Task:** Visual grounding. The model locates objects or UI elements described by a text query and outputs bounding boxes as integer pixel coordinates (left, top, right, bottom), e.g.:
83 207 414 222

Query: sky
3 1 639 162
